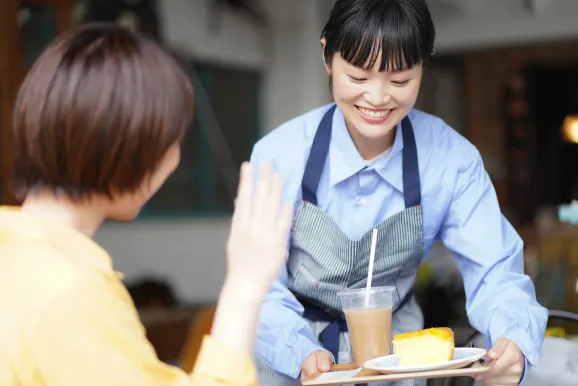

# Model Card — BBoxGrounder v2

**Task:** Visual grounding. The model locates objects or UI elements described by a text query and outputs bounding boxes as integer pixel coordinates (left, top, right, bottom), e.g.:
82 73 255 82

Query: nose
363 82 391 106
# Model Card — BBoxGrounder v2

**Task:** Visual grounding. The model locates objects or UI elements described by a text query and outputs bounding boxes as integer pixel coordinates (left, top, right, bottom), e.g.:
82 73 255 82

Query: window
19 3 59 68
140 60 262 218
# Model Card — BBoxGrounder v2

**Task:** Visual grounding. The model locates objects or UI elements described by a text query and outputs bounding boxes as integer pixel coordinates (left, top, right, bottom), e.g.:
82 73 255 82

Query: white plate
363 347 487 374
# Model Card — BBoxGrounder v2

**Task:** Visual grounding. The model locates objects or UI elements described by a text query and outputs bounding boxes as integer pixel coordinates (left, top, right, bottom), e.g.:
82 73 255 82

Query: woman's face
324 47 423 158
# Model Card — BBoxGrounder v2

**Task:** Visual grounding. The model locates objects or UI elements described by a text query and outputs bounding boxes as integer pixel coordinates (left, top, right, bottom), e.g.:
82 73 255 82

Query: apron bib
257 105 426 386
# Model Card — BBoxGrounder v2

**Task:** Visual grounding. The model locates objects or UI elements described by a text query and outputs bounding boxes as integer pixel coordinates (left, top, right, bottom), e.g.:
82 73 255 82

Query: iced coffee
337 286 395 366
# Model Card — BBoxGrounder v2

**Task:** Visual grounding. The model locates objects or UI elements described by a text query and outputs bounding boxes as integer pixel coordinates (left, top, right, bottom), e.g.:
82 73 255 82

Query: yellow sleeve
192 335 257 385
32 272 257 386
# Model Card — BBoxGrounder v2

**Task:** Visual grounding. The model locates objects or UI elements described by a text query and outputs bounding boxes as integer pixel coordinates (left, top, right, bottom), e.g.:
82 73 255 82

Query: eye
391 80 410 87
348 75 367 83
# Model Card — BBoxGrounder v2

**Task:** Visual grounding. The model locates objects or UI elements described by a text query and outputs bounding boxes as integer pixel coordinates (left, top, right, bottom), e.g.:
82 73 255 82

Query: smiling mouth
356 106 395 119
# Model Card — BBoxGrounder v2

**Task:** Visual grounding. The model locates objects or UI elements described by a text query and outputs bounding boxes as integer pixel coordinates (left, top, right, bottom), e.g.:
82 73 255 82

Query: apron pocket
349 266 401 289
290 264 347 312
292 264 346 291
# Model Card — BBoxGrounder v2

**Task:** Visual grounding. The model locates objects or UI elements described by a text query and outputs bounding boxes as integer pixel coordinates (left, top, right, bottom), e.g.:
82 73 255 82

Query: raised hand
211 161 294 356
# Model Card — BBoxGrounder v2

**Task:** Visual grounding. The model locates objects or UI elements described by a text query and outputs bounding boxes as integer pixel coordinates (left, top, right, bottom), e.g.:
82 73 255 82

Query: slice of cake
393 327 455 366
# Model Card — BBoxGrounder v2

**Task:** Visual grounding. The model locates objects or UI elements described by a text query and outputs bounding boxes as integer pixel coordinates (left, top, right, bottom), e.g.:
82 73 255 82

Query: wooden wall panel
0 0 74 204
0 0 21 205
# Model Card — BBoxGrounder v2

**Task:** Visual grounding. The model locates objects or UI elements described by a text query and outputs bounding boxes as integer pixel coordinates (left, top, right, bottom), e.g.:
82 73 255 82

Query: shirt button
528 354 534 362
358 197 367 206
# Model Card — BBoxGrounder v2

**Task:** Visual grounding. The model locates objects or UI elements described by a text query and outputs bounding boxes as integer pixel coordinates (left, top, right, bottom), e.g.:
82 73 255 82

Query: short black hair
321 0 436 72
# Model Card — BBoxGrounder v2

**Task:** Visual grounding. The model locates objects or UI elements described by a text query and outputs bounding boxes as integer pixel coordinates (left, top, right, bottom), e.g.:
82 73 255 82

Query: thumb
316 351 332 372
301 354 319 378
488 338 510 360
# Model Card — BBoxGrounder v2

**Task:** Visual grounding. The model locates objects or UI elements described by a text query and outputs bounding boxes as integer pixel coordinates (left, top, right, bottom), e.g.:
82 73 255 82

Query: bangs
323 0 434 72
338 24 423 72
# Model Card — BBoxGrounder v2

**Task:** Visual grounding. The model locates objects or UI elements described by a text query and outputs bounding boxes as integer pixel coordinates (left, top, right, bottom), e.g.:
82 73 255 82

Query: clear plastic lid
336 286 395 310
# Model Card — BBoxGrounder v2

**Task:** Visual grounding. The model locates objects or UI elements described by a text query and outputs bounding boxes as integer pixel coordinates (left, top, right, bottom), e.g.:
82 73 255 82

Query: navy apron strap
401 116 422 208
301 105 337 206
302 305 347 363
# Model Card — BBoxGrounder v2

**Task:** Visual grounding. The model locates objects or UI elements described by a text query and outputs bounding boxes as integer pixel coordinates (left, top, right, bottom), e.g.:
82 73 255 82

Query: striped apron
257 105 425 386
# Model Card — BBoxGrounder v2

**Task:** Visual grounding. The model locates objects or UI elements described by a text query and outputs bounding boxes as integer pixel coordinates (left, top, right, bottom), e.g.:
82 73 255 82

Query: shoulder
249 104 335 202
0 238 79 305
408 109 482 172
408 110 487 218
0 238 114 318
251 103 334 163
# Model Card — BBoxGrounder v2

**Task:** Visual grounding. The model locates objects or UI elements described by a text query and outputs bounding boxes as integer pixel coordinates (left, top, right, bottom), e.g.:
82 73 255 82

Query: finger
476 355 506 381
488 338 510 360
277 202 294 237
301 355 319 378
253 162 273 222
231 162 253 228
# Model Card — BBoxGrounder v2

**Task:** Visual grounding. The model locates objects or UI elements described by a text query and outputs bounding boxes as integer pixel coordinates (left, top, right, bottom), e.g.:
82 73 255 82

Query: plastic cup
337 286 395 366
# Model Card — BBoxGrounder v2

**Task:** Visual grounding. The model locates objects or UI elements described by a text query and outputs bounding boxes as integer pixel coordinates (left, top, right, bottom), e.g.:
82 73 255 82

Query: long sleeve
33 274 258 386
439 150 548 373
255 264 325 378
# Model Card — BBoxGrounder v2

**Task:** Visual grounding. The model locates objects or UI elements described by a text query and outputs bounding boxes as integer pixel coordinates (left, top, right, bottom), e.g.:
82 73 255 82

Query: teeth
359 107 390 118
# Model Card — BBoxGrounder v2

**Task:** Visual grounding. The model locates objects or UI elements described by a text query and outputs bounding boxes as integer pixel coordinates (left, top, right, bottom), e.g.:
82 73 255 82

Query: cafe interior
1 0 578 385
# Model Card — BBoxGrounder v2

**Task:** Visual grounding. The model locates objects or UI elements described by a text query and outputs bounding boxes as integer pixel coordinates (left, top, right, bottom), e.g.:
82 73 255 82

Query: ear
320 37 331 75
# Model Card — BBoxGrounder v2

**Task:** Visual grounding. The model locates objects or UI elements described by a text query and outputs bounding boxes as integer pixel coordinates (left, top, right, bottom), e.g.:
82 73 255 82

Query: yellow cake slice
393 327 455 366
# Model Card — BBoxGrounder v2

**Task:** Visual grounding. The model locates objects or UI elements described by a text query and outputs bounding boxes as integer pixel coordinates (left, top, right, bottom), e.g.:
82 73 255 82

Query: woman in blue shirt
251 1 548 385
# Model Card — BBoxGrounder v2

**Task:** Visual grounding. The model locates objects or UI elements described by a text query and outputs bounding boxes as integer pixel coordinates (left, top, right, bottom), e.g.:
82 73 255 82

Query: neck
346 123 396 160
21 192 105 238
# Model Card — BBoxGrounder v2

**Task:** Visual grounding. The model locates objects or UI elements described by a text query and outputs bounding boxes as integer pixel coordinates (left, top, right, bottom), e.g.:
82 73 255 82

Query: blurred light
562 115 578 143
559 200 578 224
117 11 139 32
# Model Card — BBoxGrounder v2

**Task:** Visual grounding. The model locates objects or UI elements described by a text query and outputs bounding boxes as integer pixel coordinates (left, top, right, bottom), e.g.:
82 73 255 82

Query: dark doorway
525 65 578 207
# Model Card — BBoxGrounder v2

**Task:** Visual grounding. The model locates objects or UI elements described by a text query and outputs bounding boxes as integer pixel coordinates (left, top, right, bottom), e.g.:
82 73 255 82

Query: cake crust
394 327 454 341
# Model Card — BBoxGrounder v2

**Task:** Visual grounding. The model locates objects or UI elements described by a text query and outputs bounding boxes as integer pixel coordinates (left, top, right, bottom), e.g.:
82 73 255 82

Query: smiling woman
250 1 547 386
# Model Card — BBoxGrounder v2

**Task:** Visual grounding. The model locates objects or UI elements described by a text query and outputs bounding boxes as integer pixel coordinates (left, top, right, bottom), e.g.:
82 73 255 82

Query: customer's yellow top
0 206 256 386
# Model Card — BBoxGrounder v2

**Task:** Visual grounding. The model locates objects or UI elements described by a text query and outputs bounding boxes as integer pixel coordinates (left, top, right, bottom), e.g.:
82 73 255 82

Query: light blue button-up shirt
250 103 548 380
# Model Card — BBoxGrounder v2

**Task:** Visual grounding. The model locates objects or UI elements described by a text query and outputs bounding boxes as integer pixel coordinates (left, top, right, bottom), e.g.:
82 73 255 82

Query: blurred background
1 0 578 384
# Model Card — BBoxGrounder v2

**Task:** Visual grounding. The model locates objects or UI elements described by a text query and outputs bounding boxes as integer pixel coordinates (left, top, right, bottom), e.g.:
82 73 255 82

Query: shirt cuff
495 329 539 366
262 324 325 379
191 335 257 385
492 329 536 386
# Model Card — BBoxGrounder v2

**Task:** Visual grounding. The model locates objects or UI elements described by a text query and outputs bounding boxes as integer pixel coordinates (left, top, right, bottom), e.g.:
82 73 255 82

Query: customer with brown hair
0 23 292 386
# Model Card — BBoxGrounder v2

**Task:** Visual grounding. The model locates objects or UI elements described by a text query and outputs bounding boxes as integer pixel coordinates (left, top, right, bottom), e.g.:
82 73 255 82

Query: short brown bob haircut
11 23 194 201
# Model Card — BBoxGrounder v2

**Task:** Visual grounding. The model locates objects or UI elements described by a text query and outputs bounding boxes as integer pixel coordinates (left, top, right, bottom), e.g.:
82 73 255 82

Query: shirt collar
328 106 406 193
373 120 405 193
329 107 366 186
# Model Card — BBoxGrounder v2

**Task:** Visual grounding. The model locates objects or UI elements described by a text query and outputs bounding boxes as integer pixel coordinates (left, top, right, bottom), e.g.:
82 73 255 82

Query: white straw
365 228 378 307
